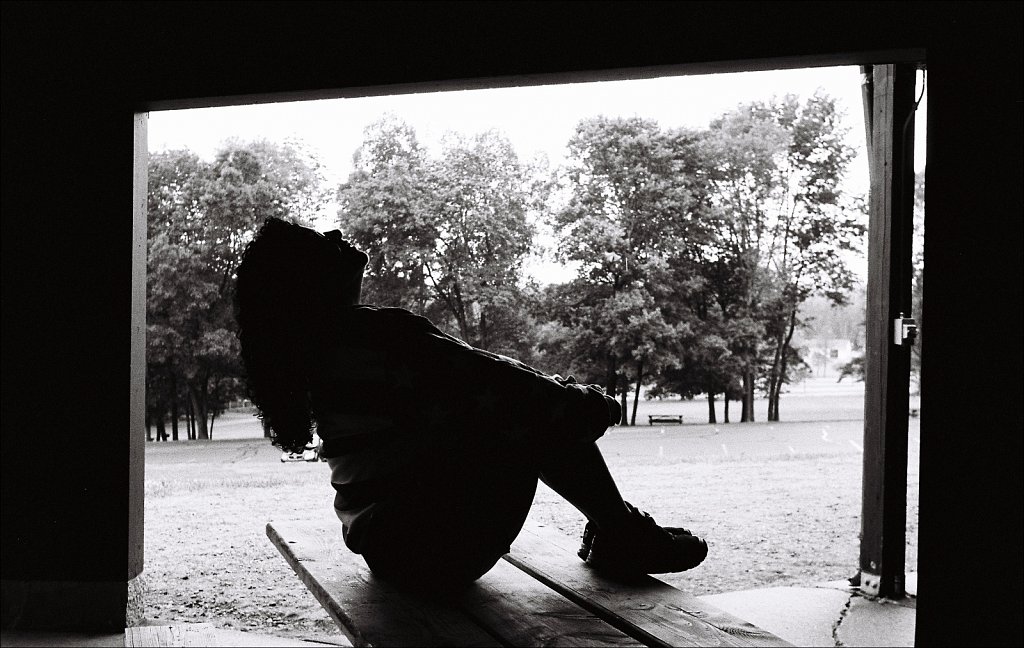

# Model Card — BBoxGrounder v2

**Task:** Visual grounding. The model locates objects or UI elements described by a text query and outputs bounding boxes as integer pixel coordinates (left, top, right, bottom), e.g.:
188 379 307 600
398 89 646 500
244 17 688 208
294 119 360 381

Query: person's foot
578 502 708 575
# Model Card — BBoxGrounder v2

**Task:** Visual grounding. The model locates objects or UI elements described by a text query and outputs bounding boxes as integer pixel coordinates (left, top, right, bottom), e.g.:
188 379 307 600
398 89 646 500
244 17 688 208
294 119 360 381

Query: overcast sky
148 65 926 283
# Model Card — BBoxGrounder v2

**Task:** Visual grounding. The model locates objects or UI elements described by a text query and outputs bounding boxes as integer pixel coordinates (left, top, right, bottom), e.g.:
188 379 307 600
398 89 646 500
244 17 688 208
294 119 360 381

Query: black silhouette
236 217 708 591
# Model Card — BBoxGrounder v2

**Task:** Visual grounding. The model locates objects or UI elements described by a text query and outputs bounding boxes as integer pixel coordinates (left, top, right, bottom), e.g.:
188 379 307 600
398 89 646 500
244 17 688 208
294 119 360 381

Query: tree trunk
630 358 644 426
771 309 799 422
769 377 780 421
707 392 717 424
145 409 153 442
450 284 472 344
724 395 730 423
767 354 782 421
605 355 617 399
748 372 756 422
620 378 628 427
186 397 195 440
202 374 210 438
191 386 209 440
170 406 179 439
741 368 755 422
766 329 785 422
262 418 273 438
155 415 166 442
170 373 179 441
740 376 748 421
479 309 489 352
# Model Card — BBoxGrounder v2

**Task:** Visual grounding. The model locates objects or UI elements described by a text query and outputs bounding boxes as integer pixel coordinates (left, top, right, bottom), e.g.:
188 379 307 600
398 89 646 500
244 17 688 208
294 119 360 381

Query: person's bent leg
538 437 709 575
537 439 631 529
361 432 540 592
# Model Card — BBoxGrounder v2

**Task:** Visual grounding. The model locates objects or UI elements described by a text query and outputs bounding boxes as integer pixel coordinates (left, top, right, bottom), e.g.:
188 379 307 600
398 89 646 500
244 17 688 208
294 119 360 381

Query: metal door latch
894 312 918 345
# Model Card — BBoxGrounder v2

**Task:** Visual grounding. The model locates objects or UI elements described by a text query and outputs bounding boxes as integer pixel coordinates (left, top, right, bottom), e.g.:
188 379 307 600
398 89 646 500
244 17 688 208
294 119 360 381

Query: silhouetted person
235 217 708 591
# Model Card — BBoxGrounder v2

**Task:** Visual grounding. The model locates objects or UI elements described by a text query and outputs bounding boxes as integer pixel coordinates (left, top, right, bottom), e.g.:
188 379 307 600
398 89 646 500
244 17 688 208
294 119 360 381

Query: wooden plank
267 521 500 647
124 623 217 647
860 62 916 598
504 527 792 648
458 559 641 647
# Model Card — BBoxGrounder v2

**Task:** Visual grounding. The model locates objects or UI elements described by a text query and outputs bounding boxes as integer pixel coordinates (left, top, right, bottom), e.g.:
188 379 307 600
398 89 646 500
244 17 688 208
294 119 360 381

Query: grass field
142 378 920 643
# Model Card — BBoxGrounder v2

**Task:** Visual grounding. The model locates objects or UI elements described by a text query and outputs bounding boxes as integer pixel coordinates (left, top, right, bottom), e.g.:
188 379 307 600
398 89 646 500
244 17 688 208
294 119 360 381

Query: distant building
794 337 859 377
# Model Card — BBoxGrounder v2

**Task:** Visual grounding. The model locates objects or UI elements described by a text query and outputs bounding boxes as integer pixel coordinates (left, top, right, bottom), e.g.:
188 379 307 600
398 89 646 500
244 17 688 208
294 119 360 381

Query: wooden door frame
859 62 920 598
131 53 925 600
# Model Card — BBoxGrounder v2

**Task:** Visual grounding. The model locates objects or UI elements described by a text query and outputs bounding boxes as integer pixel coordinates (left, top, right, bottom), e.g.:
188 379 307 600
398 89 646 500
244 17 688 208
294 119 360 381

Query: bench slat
267 521 500 647
459 559 643 647
504 527 792 648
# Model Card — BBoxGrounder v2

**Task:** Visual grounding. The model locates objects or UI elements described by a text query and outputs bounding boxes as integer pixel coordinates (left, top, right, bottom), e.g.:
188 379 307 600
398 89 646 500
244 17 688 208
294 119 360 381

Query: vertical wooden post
860 63 917 598
128 112 148 623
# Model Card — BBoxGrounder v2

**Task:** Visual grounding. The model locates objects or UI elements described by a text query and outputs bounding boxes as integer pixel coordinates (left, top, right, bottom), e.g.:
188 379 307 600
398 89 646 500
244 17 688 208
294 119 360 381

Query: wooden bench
268 521 791 647
649 415 683 425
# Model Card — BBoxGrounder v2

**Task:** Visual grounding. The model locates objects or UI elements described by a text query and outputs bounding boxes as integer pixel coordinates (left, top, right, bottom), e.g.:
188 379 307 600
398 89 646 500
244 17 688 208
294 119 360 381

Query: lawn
142 379 920 643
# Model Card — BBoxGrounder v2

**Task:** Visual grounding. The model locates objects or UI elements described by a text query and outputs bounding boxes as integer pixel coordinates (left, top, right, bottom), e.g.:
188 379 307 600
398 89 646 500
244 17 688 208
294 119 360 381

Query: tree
702 93 865 421
146 140 326 439
837 355 865 383
147 149 208 440
336 116 436 312
650 296 746 424
338 118 544 357
549 117 708 423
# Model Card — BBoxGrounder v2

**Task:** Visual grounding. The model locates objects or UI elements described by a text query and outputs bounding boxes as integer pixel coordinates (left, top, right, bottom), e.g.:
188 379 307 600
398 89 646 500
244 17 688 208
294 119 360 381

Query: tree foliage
146 140 325 440
337 117 545 357
146 93 869 434
545 117 711 423
699 93 864 420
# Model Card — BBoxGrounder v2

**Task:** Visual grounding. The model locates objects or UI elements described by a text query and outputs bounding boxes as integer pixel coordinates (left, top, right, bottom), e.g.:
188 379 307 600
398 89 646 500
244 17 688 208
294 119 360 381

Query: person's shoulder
345 306 437 334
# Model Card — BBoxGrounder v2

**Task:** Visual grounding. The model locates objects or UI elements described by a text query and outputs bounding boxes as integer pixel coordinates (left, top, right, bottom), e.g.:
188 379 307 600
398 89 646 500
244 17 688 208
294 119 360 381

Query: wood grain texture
458 560 641 647
267 521 500 647
859 62 915 599
504 527 793 648
124 623 216 647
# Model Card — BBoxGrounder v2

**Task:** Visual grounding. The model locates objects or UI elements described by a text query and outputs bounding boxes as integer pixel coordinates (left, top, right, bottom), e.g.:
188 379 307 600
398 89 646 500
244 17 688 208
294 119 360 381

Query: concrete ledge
836 596 916 647
699 578 918 648
700 586 852 647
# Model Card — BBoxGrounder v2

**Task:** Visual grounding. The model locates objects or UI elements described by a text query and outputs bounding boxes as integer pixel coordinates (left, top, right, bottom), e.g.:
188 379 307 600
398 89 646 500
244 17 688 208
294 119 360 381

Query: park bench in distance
268 520 792 647
649 414 683 425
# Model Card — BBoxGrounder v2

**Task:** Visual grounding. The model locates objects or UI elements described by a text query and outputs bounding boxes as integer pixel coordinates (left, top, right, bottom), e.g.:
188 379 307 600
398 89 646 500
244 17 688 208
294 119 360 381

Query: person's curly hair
235 218 366 453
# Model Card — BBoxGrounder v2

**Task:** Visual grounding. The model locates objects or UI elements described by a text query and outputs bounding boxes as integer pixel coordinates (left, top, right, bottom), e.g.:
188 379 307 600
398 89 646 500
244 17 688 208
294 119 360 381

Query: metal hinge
894 312 918 345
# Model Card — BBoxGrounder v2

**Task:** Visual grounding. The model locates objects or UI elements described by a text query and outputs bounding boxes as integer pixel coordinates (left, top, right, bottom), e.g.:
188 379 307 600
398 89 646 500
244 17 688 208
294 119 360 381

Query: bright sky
149 66 926 283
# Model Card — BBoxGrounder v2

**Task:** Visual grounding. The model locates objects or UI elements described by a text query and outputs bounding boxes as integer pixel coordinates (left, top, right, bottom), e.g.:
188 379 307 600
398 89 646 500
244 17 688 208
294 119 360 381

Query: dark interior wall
1 1 1020 643
1 12 138 581
915 10 1023 645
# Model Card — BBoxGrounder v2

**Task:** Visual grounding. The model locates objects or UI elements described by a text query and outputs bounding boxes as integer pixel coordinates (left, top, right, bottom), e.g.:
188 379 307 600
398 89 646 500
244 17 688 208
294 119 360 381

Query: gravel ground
142 385 920 644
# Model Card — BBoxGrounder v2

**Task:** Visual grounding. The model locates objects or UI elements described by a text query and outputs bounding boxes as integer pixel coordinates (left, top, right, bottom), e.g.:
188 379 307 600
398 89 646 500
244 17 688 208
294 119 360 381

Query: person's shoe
578 516 694 560
578 510 697 560
579 503 708 575
578 521 597 560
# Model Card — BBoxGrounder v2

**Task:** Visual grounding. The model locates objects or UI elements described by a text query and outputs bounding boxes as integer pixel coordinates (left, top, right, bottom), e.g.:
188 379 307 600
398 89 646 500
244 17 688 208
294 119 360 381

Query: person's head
235 217 369 452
